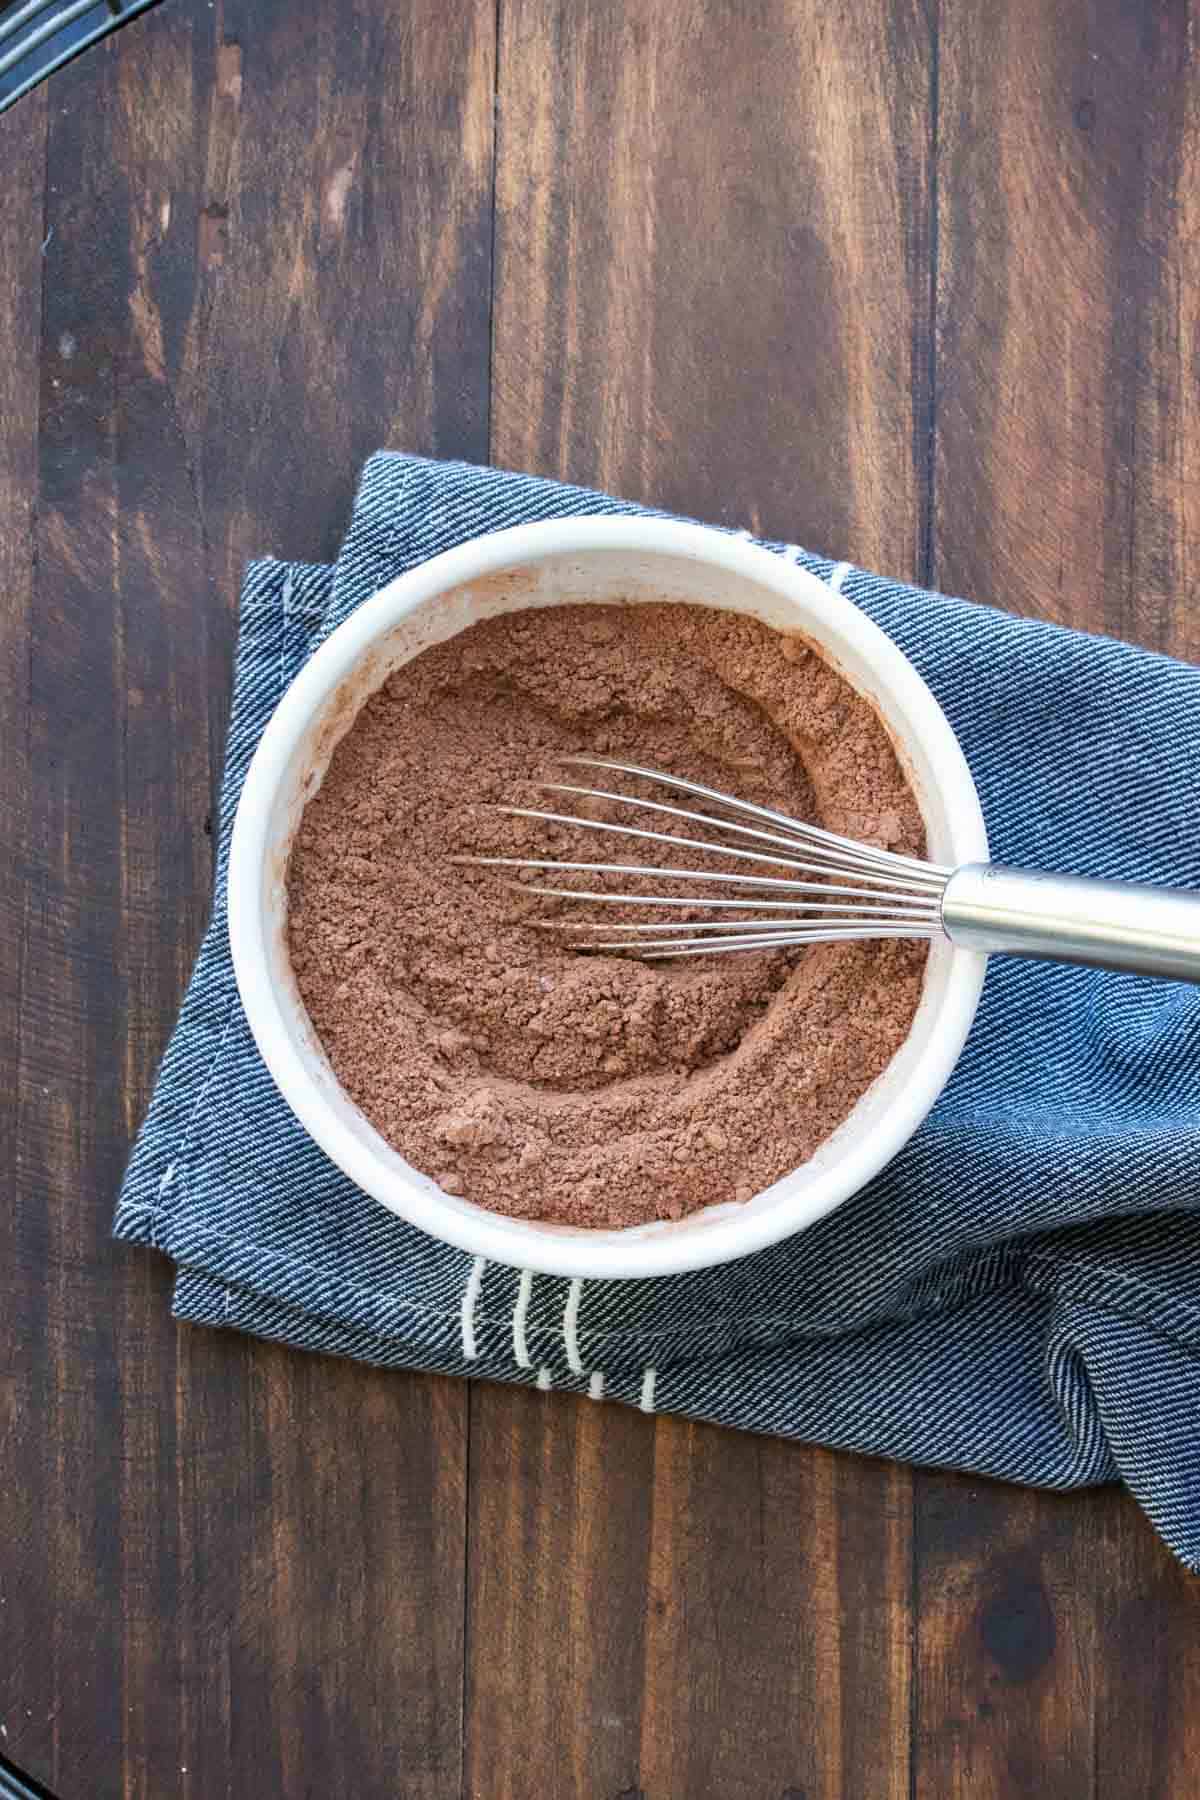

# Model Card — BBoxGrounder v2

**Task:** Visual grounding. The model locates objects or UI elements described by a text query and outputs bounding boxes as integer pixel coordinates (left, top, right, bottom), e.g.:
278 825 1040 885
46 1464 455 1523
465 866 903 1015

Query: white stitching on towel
536 1365 552 1391
512 1268 534 1368
460 1255 485 1361
828 560 853 596
588 1371 606 1401
639 1367 658 1413
563 1277 584 1374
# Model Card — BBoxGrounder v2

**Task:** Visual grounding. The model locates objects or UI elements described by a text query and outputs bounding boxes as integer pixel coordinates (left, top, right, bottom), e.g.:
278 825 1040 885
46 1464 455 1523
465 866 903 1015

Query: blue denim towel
114 452 1200 1570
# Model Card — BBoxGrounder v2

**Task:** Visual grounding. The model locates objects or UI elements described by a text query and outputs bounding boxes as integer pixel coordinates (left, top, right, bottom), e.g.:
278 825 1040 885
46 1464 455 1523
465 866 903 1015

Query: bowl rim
228 516 989 1279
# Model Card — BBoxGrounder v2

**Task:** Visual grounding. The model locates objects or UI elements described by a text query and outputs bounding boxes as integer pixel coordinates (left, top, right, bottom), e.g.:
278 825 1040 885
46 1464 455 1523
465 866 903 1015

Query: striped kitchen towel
115 451 1200 1571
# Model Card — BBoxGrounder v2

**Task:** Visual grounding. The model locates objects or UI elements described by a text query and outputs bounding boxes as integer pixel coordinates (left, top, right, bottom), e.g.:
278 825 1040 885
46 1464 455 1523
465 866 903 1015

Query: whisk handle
941 863 1200 983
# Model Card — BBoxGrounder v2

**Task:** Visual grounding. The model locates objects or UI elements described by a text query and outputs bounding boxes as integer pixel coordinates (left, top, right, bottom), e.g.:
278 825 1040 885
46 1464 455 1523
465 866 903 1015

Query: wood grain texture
2 0 1199 1796
0 73 47 1800
934 0 1200 658
492 0 936 577
1090 1489 1200 1798
633 1429 911 1800
464 1397 912 1800
914 1481 1100 1799
915 1478 1200 1799
0 2 494 1795
463 1386 656 1800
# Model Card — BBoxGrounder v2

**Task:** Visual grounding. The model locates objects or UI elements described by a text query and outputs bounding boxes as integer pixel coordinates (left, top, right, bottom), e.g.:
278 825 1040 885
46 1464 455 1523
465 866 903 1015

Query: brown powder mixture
287 602 927 1228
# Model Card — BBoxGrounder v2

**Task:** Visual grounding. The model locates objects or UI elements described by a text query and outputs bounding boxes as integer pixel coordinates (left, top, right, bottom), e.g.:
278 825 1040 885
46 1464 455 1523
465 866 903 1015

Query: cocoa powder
286 602 927 1228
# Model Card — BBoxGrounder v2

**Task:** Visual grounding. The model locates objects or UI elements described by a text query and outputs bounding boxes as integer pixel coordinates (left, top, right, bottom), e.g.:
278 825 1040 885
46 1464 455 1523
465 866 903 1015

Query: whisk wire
559 756 951 879
587 928 935 958
454 856 944 909
531 783 947 889
460 757 949 960
476 803 943 893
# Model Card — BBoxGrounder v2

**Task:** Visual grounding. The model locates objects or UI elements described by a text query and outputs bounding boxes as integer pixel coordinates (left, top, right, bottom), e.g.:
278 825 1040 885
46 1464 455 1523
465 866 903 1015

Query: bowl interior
233 527 988 1278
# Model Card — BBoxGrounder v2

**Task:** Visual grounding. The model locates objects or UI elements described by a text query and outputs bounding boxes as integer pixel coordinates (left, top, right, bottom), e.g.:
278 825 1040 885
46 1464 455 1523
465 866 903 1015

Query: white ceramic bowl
228 518 989 1279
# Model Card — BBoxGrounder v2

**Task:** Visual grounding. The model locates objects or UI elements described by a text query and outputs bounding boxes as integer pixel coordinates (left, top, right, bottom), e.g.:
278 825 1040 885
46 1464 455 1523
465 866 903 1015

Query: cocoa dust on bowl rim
227 518 990 1281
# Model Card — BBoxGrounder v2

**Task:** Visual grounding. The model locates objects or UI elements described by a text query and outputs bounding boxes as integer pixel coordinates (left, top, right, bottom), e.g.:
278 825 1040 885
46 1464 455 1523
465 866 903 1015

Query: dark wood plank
1090 1490 1200 1798
919 5 1200 1797
915 1479 1100 1799
463 1385 656 1800
1128 2 1200 666
491 0 935 578
473 2 933 1792
917 1479 1200 1800
0 72 47 1795
465 1394 913 1800
934 0 1200 656
634 1428 912 1800
0 2 494 1794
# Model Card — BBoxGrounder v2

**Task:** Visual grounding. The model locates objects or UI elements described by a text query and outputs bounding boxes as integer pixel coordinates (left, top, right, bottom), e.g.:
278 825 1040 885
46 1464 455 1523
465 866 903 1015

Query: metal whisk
455 757 1200 983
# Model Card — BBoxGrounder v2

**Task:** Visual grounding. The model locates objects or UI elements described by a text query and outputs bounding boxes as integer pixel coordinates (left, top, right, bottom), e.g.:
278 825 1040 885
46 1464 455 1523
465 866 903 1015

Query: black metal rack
0 0 166 114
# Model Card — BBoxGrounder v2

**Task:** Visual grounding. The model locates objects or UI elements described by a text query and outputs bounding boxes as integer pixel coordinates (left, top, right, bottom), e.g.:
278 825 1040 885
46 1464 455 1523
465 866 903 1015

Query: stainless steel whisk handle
941 864 1200 983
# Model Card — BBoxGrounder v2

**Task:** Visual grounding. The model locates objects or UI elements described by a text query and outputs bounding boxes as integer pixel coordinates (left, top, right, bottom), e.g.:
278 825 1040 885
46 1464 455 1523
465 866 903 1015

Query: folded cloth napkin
115 452 1200 1569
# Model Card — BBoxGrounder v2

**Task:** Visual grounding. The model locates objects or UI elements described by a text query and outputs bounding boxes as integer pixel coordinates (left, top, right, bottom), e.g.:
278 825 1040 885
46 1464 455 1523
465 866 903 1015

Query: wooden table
2 4 1198 1796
